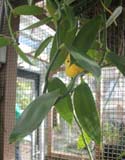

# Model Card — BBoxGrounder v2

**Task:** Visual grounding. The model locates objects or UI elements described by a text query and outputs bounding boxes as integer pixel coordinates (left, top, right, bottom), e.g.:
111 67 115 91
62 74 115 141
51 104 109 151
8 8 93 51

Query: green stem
6 0 13 11
73 114 94 160
43 20 61 94
43 49 60 93
55 77 77 103
99 3 108 66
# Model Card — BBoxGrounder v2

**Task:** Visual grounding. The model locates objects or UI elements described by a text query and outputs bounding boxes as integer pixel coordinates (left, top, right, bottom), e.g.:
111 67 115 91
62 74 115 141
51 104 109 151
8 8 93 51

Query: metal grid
0 1 125 160
101 67 125 160
45 73 98 160
15 13 52 160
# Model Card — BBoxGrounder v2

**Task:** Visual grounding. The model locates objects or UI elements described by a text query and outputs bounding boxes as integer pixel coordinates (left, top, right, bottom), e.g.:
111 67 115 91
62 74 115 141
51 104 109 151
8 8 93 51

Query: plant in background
0 0 125 159
103 122 125 159
103 122 119 145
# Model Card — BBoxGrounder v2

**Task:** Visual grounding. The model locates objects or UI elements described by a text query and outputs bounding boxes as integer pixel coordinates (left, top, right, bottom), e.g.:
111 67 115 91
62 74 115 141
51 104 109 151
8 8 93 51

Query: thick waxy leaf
107 52 125 76
77 132 91 149
50 35 68 71
35 36 53 58
73 82 101 144
14 45 33 65
65 0 75 5
58 15 77 46
87 49 102 62
64 26 77 47
9 90 60 143
64 4 76 30
0 37 11 47
46 0 57 17
69 49 101 77
21 17 52 31
106 6 123 28
48 78 73 124
73 16 102 53
13 5 42 16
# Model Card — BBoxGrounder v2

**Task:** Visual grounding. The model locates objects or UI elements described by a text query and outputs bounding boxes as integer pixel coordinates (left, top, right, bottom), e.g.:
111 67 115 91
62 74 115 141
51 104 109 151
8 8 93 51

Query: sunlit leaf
14 45 33 65
12 5 42 16
87 49 102 62
106 6 123 28
77 132 91 149
73 16 102 53
73 82 101 144
0 36 11 47
107 52 125 76
9 90 60 143
46 0 57 17
65 0 75 5
35 36 53 58
48 78 73 124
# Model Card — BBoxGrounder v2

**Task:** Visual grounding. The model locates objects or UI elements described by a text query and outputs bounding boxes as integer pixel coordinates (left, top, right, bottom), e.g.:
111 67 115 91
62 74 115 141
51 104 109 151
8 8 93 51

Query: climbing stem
99 1 108 66
43 20 61 94
43 49 60 93
73 113 94 160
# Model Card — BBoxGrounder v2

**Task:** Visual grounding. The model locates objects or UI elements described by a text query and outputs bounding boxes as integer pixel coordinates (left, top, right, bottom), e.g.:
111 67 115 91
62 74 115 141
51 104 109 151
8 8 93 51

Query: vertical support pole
47 111 52 156
95 78 102 160
0 17 19 160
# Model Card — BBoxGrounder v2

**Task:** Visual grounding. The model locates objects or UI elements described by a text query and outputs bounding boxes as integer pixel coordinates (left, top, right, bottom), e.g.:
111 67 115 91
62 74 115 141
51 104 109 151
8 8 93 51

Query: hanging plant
0 0 124 159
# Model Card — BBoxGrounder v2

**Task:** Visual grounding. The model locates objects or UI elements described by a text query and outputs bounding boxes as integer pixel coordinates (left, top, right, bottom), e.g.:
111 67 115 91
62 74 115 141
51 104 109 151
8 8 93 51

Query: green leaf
106 6 123 28
14 45 33 65
46 0 58 17
77 132 91 150
64 4 76 30
107 52 125 76
104 0 112 7
50 35 68 71
48 78 73 124
73 82 101 144
50 34 57 60
12 5 43 16
65 0 75 5
73 16 102 53
21 17 52 31
58 15 77 46
64 26 77 47
0 36 11 47
9 90 60 143
87 49 102 62
35 36 53 58
69 49 101 77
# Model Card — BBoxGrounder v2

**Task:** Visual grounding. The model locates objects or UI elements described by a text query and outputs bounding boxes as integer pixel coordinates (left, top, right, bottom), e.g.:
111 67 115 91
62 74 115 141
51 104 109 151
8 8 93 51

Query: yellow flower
65 54 84 77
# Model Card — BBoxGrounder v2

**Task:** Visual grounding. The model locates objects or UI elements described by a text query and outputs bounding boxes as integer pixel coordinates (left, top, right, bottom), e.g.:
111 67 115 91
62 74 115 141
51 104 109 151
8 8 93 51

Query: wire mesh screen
15 13 53 160
15 75 38 160
1 1 125 160
44 73 98 160
100 67 125 160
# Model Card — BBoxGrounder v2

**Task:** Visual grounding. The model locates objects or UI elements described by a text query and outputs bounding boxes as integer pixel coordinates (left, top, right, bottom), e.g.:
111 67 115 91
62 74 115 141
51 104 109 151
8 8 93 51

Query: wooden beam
0 17 19 160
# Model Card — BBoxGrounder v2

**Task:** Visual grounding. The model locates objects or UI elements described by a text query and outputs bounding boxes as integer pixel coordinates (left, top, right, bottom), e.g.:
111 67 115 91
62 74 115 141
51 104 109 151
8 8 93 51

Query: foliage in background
16 81 34 110
0 0 124 159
